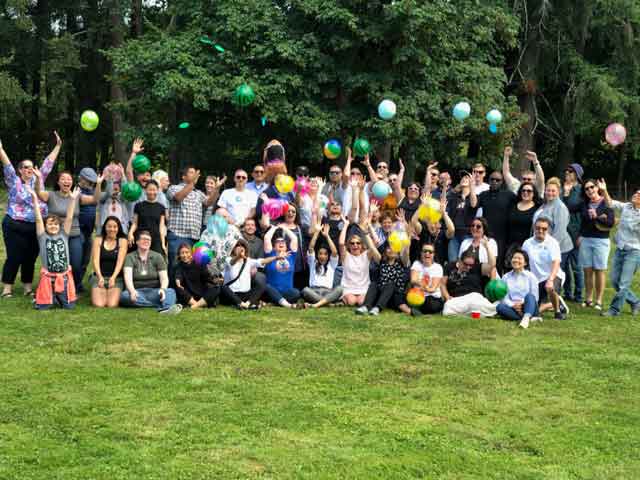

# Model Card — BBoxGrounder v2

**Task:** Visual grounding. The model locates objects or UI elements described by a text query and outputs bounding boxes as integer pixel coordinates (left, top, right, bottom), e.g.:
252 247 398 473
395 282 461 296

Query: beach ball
484 279 509 302
132 154 151 174
378 99 397 120
323 139 342 159
233 83 255 107
605 123 627 147
371 180 392 200
488 123 498 134
192 241 208 251
406 287 426 307
80 110 100 132
388 230 410 253
193 245 213 267
353 138 371 157
275 174 295 194
417 198 442 223
453 102 471 121
120 182 142 202
486 109 503 125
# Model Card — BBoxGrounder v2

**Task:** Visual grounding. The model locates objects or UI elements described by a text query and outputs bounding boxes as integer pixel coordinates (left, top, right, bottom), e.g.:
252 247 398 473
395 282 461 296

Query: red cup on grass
471 311 481 319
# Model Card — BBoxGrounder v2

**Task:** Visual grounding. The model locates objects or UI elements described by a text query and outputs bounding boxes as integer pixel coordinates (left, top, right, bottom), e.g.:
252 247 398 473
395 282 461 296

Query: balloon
207 213 229 238
605 123 627 147
234 83 255 107
488 123 498 134
417 198 442 223
323 139 342 159
200 224 242 276
453 102 471 121
132 154 151 174
388 230 410 253
192 246 214 267
275 174 295 194
406 287 426 307
80 110 99 132
484 279 509 302
192 241 208 251
179 122 190 129
120 182 142 202
378 99 397 120
371 181 392 200
353 138 371 157
486 109 503 124
295 176 311 196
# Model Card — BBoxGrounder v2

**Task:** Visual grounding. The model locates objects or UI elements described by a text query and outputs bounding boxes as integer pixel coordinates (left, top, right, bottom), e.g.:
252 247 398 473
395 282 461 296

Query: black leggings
177 285 221 307
418 296 444 314
364 283 406 311
1 216 39 285
220 271 266 306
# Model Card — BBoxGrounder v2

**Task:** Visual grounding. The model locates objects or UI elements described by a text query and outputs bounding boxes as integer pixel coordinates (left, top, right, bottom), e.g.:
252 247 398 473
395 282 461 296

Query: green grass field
1 201 639 479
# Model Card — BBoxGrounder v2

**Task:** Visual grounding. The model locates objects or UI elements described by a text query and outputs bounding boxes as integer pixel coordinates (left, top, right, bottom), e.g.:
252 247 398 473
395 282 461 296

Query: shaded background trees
0 0 638 194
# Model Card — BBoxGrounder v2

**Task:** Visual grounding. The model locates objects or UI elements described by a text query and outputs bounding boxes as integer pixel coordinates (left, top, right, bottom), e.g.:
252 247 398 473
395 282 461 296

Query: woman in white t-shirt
220 239 275 310
303 224 343 308
409 243 444 314
458 217 498 274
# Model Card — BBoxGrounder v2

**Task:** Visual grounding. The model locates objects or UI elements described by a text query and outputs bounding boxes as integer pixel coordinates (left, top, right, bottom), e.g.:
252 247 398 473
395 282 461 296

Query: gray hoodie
533 198 573 253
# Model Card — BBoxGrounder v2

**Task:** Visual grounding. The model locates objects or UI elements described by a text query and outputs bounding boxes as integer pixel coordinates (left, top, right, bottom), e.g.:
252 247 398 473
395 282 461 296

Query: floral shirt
4 155 55 222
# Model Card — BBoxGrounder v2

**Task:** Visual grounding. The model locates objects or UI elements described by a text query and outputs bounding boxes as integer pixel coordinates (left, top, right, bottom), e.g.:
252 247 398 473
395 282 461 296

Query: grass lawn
1 204 639 479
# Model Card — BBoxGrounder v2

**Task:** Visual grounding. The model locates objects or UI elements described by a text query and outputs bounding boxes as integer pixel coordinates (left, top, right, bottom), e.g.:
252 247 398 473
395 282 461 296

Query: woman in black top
505 184 541 269
90 216 128 307
397 182 422 222
446 174 478 262
175 243 222 309
128 180 166 255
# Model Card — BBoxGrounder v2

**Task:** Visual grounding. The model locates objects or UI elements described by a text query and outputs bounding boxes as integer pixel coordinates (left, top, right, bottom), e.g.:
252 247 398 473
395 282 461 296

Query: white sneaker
519 315 530 329
531 316 543 323
159 304 183 315
369 307 380 316
355 306 368 315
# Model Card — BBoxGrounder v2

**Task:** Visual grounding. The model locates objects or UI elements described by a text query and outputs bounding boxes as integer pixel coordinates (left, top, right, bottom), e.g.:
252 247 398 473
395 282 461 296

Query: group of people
1 134 638 326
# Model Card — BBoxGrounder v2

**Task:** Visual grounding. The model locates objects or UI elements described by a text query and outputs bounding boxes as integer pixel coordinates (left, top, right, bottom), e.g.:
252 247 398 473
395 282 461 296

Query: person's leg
282 288 301 304
571 248 584 302
448 237 460 263
322 286 343 304
122 288 157 308
160 288 177 309
20 221 39 293
561 251 573 300
245 272 266 305
79 224 94 280
57 278 76 309
374 284 395 309
68 235 85 291
496 302 521 321
580 239 594 304
609 249 640 314
420 296 444 314
302 287 324 304
522 293 538 316
106 288 122 308
91 286 107 307
202 286 221 307
593 239 610 307
362 283 379 309
221 285 243 307
583 267 594 304
595 270 607 306
1 216 25 294
332 266 343 288
264 284 286 305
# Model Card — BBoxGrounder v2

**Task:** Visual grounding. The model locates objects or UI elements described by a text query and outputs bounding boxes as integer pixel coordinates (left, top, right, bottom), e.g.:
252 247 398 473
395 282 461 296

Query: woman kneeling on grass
339 218 380 307
302 223 342 308
90 216 128 307
175 243 223 309
28 186 79 310
496 249 540 329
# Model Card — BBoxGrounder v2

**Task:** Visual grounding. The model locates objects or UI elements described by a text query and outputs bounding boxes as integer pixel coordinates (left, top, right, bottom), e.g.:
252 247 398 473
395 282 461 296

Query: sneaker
632 303 640 316
554 311 567 320
594 303 603 311
519 315 530 329
411 308 422 316
369 307 380 316
558 296 570 315
531 316 543 323
159 304 183 315
355 306 368 315
601 310 619 317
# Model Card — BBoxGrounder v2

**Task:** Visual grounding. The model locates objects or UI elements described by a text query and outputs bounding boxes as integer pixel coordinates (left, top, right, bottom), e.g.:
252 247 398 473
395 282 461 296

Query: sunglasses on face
253 170 264 174
522 189 534 194
422 249 434 254
377 165 389 170
471 224 483 229
473 170 485 174
329 171 341 175
349 241 361 246
236 175 247 180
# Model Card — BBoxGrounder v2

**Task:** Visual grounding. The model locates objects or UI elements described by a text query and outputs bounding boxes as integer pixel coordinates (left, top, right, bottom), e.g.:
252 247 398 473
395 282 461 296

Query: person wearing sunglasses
458 218 498 277
472 163 490 195
247 165 269 196
505 183 541 269
601 185 640 316
577 178 615 310
409 243 445 314
476 171 516 272
217 169 258 227
0 132 62 298
502 147 545 198
446 173 478 263
410 191 455 265
561 163 585 303
441 249 497 317
523 217 569 320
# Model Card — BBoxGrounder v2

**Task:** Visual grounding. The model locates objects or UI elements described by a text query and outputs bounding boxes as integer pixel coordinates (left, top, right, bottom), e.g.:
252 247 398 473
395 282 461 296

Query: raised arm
32 167 50 203
281 225 298 252
27 187 45 236
361 217 381 263
467 175 478 208
308 224 321 254
502 147 518 190
263 225 276 253
172 170 200 203
424 162 438 192
64 188 80 236
322 223 338 257
362 154 378 185
80 174 103 205
480 237 497 277
126 138 144 182
0 138 11 166
348 181 359 223
39 131 62 181
341 147 353 188
338 218 349 262
528 151 545 195
393 158 405 203
204 175 224 207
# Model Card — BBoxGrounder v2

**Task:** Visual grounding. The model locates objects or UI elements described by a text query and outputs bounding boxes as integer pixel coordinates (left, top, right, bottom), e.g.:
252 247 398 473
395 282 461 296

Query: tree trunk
109 0 127 166
30 0 50 160
131 0 143 37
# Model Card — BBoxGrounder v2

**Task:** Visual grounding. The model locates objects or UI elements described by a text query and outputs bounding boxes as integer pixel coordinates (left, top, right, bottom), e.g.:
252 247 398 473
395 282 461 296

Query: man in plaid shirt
167 166 219 274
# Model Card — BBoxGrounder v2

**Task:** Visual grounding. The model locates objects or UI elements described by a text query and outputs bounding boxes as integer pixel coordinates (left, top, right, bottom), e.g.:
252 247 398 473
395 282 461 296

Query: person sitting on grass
28 186 79 310
496 249 540 329
302 224 343 308
522 217 569 320
120 230 181 314
263 224 301 308
339 218 380 307
441 247 497 317
90 216 128 308
174 243 223 309
221 239 271 310
409 243 444 315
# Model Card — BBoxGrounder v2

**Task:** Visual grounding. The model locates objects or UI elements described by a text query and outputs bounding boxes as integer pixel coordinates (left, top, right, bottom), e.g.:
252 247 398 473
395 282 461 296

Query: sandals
594 303 603 311
1 292 13 298
581 300 593 308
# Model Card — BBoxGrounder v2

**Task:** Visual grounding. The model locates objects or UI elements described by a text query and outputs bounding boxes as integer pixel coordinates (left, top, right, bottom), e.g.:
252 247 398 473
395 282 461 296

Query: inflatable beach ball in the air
323 139 342 160
378 99 396 120
81 110 100 132
234 83 255 107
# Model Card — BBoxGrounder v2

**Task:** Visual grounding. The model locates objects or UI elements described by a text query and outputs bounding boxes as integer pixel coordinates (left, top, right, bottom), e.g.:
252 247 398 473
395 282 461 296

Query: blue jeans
496 293 538 321
120 287 177 310
167 231 196 277
264 285 301 304
448 236 463 263
561 247 584 301
68 235 85 290
609 248 640 314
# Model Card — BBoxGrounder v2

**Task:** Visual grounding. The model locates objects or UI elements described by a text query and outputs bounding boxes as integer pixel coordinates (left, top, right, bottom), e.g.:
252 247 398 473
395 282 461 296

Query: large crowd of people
1 134 638 326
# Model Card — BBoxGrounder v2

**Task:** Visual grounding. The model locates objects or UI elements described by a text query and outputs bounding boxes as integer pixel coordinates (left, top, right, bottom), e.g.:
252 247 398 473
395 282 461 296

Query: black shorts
538 278 562 303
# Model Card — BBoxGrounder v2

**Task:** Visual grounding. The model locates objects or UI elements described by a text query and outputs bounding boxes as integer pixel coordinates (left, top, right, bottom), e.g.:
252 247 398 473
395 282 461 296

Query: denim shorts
579 237 610 270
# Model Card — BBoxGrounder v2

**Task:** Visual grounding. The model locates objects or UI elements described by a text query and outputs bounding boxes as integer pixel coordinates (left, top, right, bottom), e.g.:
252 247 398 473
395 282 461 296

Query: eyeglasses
349 241 361 246
585 185 596 191
21 164 34 169
253 170 264 174
422 249 434 254
139 237 152 242
235 175 248 180
471 224 483 229
522 189 534 194
430 172 439 177
329 170 341 175
376 165 389 170
534 226 548 231
489 177 502 182
473 170 485 174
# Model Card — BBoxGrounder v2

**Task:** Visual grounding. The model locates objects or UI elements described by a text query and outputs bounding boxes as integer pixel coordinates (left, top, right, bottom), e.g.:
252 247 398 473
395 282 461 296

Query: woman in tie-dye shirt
0 132 61 297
